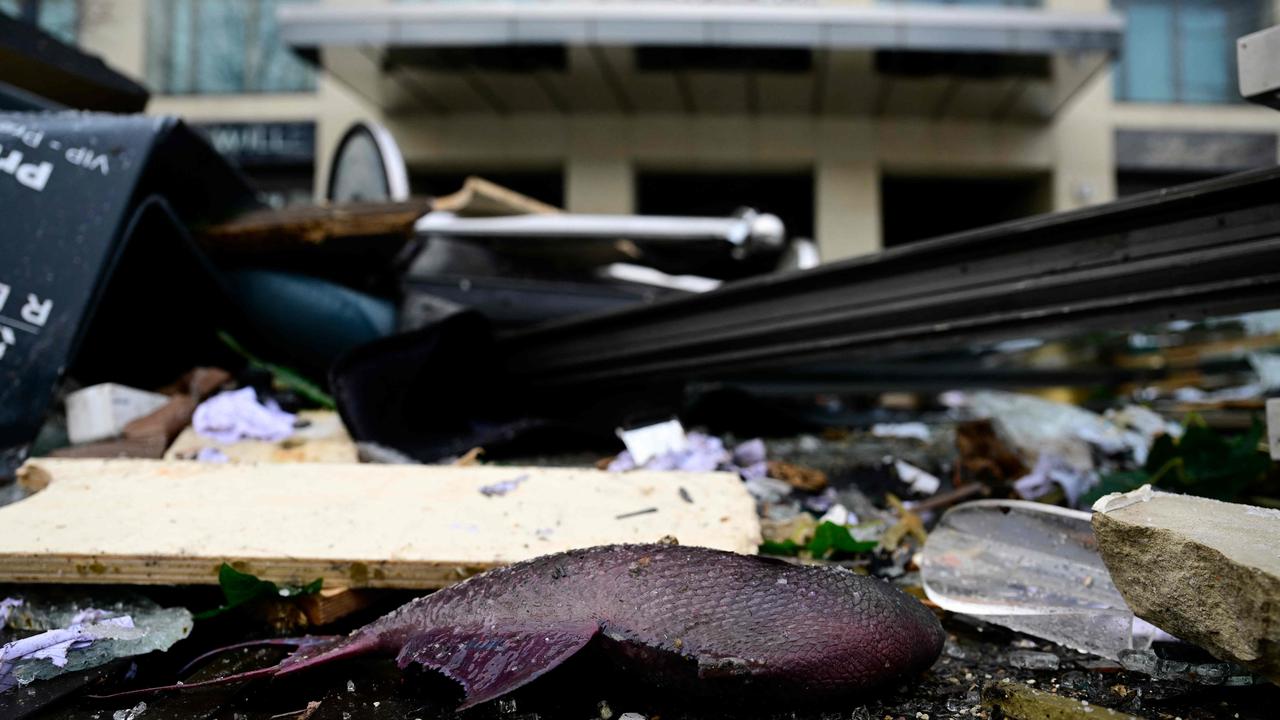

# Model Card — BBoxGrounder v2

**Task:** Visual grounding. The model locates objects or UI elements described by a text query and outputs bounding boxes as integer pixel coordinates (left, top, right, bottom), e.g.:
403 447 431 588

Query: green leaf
218 563 276 606
1143 433 1180 475
760 522 880 559
217 331 336 409
1089 417 1270 505
1081 470 1149 508
759 539 801 556
195 564 323 620
808 522 878 559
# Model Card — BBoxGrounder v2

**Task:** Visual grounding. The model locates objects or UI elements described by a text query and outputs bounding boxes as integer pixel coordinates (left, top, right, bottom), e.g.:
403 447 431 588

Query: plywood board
163 410 358 464
3 459 760 590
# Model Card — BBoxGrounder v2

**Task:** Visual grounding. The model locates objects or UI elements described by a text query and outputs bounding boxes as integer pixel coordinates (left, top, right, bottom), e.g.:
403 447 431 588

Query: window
876 51 1049 79
385 46 567 74
881 174 1051 247
1114 0 1269 104
636 171 815 246
636 47 812 73
147 0 315 95
0 0 81 44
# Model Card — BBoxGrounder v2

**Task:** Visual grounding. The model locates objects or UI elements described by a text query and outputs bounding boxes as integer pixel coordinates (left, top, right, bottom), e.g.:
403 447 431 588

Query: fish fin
395 622 598 710
89 633 376 700
178 636 339 676
87 663 285 700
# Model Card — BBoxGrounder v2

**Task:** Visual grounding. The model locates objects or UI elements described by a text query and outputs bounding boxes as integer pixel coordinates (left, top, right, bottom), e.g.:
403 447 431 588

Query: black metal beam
499 167 1280 390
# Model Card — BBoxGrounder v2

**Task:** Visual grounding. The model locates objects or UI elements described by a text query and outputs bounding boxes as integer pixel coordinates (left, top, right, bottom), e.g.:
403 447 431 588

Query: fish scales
99 544 945 709
365 544 943 705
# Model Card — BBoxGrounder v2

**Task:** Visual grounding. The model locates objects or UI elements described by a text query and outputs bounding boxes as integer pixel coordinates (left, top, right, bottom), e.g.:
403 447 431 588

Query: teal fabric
225 269 396 375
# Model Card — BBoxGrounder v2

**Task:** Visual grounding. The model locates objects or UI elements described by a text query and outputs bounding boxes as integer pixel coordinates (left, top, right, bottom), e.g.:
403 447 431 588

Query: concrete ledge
280 2 1123 55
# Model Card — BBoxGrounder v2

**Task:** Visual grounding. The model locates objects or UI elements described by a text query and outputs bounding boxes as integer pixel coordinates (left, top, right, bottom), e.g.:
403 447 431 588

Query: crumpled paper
193 387 295 444
195 447 230 463
0 598 20 626
608 431 766 479
479 474 528 497
1013 454 1097 507
947 390 1150 473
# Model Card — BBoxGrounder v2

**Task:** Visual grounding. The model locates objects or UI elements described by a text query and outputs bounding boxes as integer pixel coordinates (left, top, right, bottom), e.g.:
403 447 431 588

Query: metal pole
415 209 786 257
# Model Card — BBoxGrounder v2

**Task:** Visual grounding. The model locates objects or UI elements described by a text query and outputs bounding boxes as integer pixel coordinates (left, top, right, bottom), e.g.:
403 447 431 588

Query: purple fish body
115 544 945 709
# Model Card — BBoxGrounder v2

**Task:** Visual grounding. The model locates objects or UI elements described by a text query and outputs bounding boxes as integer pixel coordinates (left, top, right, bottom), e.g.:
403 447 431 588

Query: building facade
10 0 1280 260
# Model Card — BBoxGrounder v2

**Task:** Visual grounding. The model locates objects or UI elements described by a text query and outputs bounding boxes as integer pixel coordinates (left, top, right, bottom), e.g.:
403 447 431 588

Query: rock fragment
982 681 1141 719
1092 485 1280 682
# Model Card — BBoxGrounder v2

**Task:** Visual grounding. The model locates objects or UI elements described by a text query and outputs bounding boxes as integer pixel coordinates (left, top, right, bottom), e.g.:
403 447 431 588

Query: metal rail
498 166 1280 390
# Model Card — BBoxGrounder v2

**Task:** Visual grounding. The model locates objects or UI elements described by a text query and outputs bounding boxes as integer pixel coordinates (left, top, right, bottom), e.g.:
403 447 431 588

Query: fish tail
88 633 380 700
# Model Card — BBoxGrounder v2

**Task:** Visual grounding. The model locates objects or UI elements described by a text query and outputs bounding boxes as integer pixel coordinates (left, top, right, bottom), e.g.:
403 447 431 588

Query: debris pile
0 111 1277 719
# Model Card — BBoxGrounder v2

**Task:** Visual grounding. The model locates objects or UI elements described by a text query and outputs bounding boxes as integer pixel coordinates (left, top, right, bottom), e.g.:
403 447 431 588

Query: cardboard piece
65 383 170 445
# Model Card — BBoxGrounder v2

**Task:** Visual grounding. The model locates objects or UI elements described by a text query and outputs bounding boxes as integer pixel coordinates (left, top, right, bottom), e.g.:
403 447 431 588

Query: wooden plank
198 199 433 252
2 459 760 589
163 410 358 464
296 587 374 626
47 435 167 460
122 395 198 445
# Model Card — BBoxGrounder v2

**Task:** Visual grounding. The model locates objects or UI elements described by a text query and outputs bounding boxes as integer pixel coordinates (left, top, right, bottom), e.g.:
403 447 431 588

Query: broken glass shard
1117 648 1258 686
1 588 192 690
112 701 148 720
920 500 1149 660
1006 650 1061 670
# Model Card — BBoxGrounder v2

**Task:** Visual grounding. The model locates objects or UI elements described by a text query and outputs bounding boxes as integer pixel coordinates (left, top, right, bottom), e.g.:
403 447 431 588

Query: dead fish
101 544 944 709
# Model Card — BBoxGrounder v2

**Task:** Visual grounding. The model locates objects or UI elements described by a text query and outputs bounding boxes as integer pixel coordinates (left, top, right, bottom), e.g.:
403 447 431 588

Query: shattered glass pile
0 590 192 690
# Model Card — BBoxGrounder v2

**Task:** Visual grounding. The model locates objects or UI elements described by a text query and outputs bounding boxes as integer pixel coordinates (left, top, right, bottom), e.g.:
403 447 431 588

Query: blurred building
6 0 1279 258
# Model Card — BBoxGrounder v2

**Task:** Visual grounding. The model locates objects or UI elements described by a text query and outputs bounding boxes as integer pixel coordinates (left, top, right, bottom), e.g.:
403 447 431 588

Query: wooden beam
198 199 433 252
47 435 168 460
2 459 760 589
296 587 374 626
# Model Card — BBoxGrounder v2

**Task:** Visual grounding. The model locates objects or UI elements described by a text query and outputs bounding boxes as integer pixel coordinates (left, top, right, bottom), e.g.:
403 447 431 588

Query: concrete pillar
1046 0 1115 211
815 118 879 261
565 155 634 214
313 78 386 199
815 160 880 261
79 0 145 79
565 115 634 213
1049 61 1115 211
312 0 389 198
